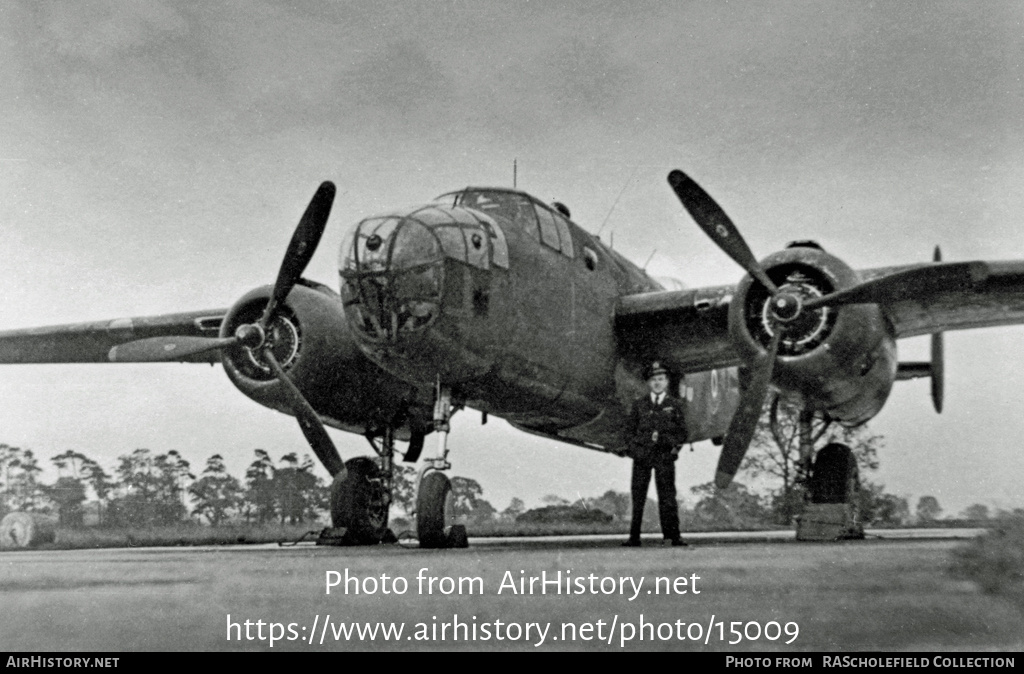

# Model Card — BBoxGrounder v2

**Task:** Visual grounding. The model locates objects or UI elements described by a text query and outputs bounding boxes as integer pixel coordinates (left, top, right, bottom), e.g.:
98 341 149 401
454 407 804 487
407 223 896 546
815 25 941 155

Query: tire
330 457 389 545
417 471 454 549
809 443 859 504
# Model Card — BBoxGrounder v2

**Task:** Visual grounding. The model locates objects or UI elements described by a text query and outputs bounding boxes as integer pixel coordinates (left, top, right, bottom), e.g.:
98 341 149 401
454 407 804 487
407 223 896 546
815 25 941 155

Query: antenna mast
513 159 518 189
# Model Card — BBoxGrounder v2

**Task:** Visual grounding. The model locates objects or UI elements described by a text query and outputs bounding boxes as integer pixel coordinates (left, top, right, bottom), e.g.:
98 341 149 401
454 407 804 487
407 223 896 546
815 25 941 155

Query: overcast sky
2 1 1023 516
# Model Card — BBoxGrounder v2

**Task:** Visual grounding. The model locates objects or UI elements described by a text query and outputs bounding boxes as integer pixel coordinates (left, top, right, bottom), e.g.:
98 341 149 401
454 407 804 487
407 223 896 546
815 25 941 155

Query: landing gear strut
322 382 468 548
323 428 396 545
415 384 467 548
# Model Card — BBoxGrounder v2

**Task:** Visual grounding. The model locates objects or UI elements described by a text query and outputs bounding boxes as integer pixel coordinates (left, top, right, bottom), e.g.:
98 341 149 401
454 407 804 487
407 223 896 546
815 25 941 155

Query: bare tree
741 396 882 524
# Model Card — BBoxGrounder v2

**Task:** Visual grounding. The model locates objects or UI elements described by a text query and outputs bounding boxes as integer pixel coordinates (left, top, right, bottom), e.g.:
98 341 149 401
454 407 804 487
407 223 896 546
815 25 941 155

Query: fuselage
337 187 738 452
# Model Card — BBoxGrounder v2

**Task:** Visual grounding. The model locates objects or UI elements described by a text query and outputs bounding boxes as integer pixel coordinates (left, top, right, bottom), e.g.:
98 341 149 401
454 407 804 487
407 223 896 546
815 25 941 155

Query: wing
863 261 1024 338
0 309 228 364
615 259 1024 373
615 283 741 373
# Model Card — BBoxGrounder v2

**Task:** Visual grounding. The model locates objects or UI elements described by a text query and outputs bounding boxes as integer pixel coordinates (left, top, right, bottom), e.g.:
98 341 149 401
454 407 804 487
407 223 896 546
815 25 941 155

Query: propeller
715 329 781 489
259 181 336 331
667 169 985 489
263 348 345 476
667 170 778 294
667 170 792 489
800 261 985 311
110 182 345 476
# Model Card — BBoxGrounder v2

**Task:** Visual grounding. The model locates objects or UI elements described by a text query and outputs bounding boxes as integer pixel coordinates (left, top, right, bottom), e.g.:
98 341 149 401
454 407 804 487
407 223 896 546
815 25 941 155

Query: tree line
0 434 1014 531
0 445 333 528
0 444 516 529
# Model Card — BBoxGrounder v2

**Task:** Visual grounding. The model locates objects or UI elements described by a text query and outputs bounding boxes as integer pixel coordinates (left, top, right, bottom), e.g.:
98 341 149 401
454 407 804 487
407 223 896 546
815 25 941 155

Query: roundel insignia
716 224 729 238
709 369 721 414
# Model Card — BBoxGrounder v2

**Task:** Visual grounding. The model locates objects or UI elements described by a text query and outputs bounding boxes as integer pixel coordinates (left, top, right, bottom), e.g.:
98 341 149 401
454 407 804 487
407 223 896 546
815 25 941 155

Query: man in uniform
622 361 687 547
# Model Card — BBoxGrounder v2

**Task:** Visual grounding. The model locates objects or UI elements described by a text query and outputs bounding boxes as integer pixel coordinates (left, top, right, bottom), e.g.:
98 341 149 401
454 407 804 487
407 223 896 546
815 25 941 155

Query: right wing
0 309 228 364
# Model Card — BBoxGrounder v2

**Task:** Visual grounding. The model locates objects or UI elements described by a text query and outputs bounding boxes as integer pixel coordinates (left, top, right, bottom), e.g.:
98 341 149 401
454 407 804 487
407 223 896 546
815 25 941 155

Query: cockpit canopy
435 188 575 259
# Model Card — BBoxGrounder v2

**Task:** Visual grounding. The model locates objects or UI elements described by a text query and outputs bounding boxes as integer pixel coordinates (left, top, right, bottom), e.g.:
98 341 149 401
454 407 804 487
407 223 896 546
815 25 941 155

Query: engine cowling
218 282 424 436
728 243 898 424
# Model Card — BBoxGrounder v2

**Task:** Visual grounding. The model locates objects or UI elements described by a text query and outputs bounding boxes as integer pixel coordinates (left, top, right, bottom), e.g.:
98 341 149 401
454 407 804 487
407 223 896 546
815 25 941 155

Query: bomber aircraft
2 171 1023 547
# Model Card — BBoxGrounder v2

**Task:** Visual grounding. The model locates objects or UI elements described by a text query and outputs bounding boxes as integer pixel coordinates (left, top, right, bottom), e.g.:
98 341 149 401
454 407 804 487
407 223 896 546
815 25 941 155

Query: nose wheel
414 383 468 548
416 472 462 548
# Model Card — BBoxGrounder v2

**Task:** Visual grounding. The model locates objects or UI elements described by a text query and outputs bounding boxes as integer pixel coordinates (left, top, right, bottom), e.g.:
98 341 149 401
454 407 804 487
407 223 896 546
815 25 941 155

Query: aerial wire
596 164 639 237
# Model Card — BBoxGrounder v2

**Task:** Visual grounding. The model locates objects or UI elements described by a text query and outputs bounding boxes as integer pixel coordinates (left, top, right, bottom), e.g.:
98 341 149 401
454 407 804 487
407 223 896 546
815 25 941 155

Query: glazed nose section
388 219 444 271
349 217 442 273
340 216 444 341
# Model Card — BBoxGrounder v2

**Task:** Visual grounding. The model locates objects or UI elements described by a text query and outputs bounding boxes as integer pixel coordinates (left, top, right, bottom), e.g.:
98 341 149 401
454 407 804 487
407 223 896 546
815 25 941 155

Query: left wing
0 309 228 364
867 261 1024 338
615 259 1024 375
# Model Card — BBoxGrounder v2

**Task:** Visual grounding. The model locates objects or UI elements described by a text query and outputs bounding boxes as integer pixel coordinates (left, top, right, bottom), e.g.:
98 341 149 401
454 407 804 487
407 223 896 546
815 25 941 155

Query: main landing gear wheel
809 443 859 504
799 442 864 541
417 471 466 549
330 457 390 545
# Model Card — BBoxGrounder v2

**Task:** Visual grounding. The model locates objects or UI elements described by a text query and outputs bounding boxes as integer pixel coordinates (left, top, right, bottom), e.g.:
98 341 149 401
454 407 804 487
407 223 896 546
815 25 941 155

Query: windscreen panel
459 190 540 242
534 204 562 251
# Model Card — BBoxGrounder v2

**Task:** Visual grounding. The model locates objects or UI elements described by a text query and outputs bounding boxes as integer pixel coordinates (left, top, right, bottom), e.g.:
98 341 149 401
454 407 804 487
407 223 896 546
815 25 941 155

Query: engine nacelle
218 282 424 436
728 244 898 424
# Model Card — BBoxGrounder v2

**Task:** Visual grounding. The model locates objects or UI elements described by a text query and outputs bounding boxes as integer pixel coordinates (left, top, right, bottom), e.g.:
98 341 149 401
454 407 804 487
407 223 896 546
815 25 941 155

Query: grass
950 514 1024 605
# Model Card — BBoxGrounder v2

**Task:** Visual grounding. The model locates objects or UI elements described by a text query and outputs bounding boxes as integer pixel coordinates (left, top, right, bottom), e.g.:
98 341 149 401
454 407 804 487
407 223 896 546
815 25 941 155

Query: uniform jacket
625 393 687 462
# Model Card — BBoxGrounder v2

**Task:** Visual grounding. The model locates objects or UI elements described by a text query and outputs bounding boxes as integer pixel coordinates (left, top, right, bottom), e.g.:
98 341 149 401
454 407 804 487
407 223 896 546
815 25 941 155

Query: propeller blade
260 181 337 329
715 329 783 489
931 331 944 414
667 170 778 294
801 261 988 311
931 246 944 414
261 347 346 477
108 336 237 363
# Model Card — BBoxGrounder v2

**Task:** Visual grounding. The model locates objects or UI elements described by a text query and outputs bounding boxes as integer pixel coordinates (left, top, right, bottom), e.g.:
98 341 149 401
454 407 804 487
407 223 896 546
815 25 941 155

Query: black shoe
667 538 688 547
621 538 641 547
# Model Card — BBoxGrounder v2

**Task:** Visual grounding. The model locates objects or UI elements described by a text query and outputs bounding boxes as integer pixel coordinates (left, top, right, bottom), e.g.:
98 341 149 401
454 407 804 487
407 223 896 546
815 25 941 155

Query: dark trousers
629 454 680 541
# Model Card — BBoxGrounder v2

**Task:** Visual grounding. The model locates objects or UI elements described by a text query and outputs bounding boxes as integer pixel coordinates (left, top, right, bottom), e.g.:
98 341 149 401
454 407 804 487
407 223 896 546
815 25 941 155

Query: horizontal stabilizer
896 362 931 380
